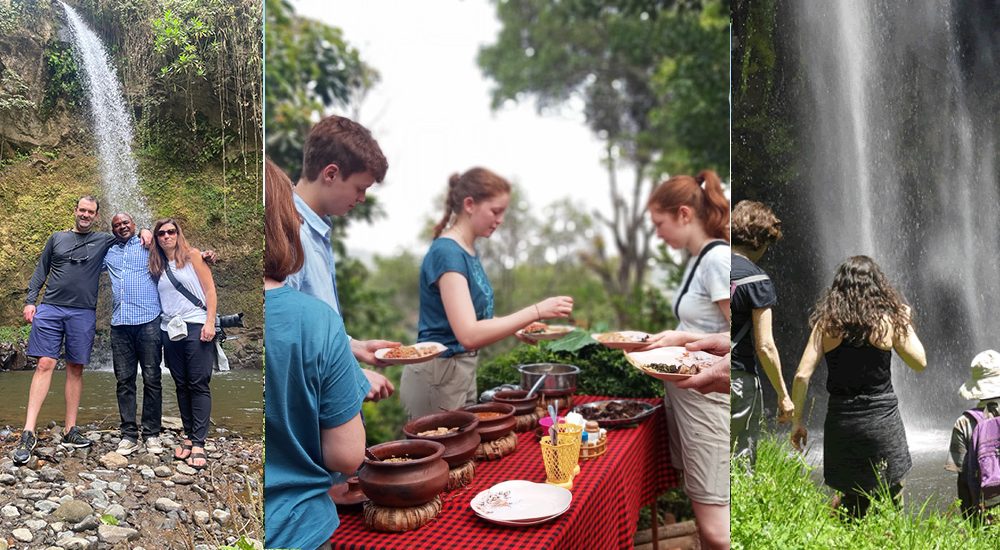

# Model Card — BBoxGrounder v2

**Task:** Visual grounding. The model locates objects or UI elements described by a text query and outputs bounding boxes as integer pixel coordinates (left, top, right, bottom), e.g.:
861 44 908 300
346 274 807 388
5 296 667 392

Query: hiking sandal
186 452 208 470
173 441 193 460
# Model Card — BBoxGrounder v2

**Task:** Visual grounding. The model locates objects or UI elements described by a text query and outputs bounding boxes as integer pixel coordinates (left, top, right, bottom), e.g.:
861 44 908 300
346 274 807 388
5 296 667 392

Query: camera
214 312 244 343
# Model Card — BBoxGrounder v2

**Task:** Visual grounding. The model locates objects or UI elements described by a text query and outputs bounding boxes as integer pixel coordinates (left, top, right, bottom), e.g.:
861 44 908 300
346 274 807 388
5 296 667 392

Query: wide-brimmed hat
959 350 1000 400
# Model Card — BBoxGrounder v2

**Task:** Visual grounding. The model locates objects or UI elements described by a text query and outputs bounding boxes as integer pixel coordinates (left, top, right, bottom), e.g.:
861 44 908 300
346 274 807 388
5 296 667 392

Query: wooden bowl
358 440 449 508
402 411 481 467
461 403 516 442
492 389 540 416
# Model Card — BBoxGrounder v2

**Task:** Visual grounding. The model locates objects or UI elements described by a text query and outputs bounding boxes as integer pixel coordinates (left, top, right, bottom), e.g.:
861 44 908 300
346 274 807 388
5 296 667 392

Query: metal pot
516 363 580 397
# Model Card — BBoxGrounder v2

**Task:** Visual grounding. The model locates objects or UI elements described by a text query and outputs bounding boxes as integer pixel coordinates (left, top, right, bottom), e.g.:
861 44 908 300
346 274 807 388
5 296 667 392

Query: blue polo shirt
417 237 494 355
264 285 369 549
104 236 160 326
286 193 341 314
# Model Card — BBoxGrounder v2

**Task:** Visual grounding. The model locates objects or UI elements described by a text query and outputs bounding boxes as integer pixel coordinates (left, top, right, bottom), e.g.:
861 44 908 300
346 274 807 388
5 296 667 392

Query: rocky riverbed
0 419 262 549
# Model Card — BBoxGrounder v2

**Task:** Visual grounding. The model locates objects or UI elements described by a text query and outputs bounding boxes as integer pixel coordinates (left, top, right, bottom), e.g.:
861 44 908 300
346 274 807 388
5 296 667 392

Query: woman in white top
148 218 217 469
640 170 731 550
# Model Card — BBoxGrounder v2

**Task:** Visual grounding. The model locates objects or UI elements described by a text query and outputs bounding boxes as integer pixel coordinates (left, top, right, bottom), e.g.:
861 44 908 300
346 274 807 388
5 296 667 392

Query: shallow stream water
0 368 262 436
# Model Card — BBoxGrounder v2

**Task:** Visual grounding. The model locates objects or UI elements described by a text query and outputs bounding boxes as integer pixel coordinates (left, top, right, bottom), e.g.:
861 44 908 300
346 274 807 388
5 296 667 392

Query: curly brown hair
809 256 911 346
732 200 783 249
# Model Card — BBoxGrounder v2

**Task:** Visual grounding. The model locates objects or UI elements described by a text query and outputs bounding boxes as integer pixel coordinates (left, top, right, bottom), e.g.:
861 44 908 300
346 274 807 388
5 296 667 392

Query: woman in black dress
790 255 926 517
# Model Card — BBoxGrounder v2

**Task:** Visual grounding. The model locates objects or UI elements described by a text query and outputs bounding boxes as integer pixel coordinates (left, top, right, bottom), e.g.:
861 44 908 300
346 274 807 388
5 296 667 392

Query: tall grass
732 436 1000 549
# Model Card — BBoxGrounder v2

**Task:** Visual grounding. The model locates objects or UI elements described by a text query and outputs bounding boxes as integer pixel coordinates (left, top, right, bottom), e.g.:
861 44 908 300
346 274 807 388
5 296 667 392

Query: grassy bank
733 436 1000 549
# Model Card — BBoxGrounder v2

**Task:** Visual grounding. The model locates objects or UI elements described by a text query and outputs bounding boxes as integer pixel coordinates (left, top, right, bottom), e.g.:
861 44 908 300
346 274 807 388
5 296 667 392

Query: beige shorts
400 353 479 419
663 381 731 505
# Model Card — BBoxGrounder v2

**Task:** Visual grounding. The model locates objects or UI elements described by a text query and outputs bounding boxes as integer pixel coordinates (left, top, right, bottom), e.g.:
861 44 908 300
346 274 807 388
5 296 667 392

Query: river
0 368 262 436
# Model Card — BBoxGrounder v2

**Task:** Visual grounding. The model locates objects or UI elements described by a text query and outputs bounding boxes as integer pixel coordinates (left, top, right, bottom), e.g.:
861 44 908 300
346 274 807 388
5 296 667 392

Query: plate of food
517 322 575 341
625 347 717 381
591 331 653 351
571 399 661 429
374 342 447 365
470 480 572 524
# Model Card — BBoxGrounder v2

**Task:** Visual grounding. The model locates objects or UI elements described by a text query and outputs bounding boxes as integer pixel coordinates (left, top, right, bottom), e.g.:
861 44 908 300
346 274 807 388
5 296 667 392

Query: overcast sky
292 0 620 258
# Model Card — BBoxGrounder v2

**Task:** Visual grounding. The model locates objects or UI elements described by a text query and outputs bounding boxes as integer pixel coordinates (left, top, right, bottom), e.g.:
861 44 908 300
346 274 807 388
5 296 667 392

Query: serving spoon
525 374 548 399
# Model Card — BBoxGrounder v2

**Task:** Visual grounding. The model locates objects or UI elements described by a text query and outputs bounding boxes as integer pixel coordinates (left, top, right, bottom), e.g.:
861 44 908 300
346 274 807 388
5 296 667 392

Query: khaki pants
663 381 731 505
400 353 479 419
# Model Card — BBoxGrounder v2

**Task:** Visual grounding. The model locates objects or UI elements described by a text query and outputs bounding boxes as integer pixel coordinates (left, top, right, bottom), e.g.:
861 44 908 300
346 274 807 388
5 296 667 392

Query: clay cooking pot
461 403 516 442
492 389 540 416
402 411 481 467
358 440 449 507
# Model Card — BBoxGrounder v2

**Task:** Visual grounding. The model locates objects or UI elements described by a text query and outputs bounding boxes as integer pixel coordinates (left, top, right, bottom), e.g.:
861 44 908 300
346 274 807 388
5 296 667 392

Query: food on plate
575 401 650 422
596 332 650 343
640 350 713 375
475 489 512 514
383 345 439 360
475 412 505 420
522 322 549 334
416 426 460 437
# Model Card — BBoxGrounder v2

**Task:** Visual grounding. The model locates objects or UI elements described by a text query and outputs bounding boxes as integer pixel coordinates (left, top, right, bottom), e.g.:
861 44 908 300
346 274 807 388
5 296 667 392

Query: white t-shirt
673 241 730 334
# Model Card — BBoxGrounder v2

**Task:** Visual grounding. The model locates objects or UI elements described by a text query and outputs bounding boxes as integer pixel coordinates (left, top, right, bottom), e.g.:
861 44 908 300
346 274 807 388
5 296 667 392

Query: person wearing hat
945 349 1000 517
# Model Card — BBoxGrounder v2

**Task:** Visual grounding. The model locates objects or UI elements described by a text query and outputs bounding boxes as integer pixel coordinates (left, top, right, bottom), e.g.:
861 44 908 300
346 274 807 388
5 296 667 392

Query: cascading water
766 0 1000 508
61 2 151 228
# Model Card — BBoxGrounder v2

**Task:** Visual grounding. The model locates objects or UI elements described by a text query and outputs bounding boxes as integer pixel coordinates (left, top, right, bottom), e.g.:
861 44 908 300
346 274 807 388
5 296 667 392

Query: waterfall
61 2 151 229
789 1 1000 426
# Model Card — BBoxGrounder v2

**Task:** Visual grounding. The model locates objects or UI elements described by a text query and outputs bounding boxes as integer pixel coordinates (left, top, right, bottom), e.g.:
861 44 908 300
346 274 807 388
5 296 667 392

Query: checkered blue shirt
103 236 161 326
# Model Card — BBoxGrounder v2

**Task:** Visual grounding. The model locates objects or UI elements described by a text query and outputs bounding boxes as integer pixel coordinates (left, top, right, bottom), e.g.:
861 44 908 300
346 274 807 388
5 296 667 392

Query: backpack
963 402 1000 510
730 274 770 350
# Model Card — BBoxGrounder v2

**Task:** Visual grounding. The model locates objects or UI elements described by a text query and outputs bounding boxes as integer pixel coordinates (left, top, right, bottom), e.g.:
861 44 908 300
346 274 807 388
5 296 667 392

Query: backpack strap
674 240 728 320
729 273 771 350
162 261 207 311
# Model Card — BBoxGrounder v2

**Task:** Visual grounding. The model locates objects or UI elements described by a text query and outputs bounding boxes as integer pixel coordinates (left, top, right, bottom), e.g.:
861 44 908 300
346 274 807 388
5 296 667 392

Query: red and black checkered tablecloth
331 395 678 550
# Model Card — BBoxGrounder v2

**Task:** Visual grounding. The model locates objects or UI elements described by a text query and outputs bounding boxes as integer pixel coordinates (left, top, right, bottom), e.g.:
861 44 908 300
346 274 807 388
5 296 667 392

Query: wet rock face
0 423 263 548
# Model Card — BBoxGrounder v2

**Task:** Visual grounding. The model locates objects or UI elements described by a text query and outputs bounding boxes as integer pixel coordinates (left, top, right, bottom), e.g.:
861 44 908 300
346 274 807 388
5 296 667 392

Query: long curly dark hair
809 256 911 346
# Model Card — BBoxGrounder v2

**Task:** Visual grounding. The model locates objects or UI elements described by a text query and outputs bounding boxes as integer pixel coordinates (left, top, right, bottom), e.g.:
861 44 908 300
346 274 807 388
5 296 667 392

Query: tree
478 0 729 326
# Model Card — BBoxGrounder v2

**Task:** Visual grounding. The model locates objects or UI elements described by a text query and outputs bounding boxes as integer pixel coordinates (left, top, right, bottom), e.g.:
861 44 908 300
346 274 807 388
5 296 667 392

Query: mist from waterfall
61 2 151 229
791 1 1000 427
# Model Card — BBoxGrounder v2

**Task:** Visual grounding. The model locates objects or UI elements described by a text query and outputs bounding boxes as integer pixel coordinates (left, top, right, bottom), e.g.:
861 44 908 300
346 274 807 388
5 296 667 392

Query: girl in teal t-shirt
400 167 575 419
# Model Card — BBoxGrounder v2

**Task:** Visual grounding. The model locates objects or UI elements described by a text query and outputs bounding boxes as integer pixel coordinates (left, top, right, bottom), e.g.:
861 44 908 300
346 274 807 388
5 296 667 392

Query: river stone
172 474 195 485
71 515 99 532
193 510 211 525
0 473 16 485
77 473 97 482
36 500 60 513
136 453 160 467
97 524 139 544
39 466 64 482
85 432 101 442
153 466 172 478
56 537 92 550
139 466 155 479
212 509 231 525
0 539 6 550
103 504 126 521
22 488 51 500
194 545 212 550
90 480 108 491
1 504 19 518
50 521 65 531
12 528 33 542
25 518 47 530
53 499 93 523
162 480 175 488
176 463 198 476
98 452 127 469
154 497 182 512
107 481 126 494
78 489 105 502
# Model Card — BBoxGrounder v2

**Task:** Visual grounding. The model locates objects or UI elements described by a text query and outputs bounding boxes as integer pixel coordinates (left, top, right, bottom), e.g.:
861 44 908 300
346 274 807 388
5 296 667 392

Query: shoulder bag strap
163 262 206 311
729 273 772 350
674 240 729 319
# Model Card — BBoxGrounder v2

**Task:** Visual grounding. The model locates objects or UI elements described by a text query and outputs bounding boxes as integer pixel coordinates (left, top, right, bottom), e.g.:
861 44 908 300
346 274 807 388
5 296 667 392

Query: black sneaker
62 426 92 448
12 430 36 465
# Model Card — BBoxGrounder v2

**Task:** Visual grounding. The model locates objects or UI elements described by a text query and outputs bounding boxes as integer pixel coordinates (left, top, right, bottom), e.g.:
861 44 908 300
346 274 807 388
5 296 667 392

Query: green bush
477 335 664 398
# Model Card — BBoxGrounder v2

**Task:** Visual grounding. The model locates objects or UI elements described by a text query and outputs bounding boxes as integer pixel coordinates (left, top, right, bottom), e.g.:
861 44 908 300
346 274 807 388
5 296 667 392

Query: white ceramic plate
516 325 575 341
625 347 717 381
373 342 447 365
591 331 653 351
470 480 572 523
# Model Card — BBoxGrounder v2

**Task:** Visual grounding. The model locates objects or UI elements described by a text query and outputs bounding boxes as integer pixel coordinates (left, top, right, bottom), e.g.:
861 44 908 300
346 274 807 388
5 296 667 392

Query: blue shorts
26 304 97 365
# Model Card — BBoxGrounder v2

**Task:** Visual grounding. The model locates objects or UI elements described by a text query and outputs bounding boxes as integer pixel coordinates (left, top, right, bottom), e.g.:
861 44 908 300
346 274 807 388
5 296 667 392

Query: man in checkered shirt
104 213 166 456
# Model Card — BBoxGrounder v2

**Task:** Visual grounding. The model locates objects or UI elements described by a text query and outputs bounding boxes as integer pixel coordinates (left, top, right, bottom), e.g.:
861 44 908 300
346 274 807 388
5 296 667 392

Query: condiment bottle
585 421 601 446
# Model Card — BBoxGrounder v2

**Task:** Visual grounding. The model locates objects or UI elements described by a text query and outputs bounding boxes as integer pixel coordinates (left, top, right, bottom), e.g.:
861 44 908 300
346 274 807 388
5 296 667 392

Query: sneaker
61 426 92 448
116 438 140 456
144 436 164 454
12 430 36 465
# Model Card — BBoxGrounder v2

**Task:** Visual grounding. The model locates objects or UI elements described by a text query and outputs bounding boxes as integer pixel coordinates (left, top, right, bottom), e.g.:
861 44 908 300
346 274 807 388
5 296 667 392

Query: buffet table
331 395 678 549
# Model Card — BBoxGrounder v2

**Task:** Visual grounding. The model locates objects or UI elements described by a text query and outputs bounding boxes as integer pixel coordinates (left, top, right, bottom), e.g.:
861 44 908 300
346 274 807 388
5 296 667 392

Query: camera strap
163 263 206 311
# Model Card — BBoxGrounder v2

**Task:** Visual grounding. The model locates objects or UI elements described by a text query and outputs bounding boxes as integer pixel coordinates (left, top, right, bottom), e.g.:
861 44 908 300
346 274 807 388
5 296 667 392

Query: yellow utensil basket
540 423 583 486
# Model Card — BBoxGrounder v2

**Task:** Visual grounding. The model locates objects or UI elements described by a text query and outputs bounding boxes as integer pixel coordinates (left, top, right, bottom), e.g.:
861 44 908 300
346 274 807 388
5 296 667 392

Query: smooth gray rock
55 537 92 550
39 467 65 482
102 504 127 522
154 497 182 513
139 467 155 479
172 474 195 485
25 518 48 530
12 528 33 542
97 524 139 544
107 481 126 494
97 452 127 470
77 473 97 482
176 463 197 476
0 473 16 485
54 500 94 523
153 466 172 478
21 488 51 500
36 500 60 513
78 489 105 502
71 515 99 532
89 480 108 491
212 509 231 525
1 504 19 518
193 510 211 525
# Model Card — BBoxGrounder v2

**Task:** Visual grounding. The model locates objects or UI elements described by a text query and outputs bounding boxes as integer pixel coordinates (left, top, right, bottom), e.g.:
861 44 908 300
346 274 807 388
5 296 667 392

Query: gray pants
400 353 479 419
730 369 762 465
